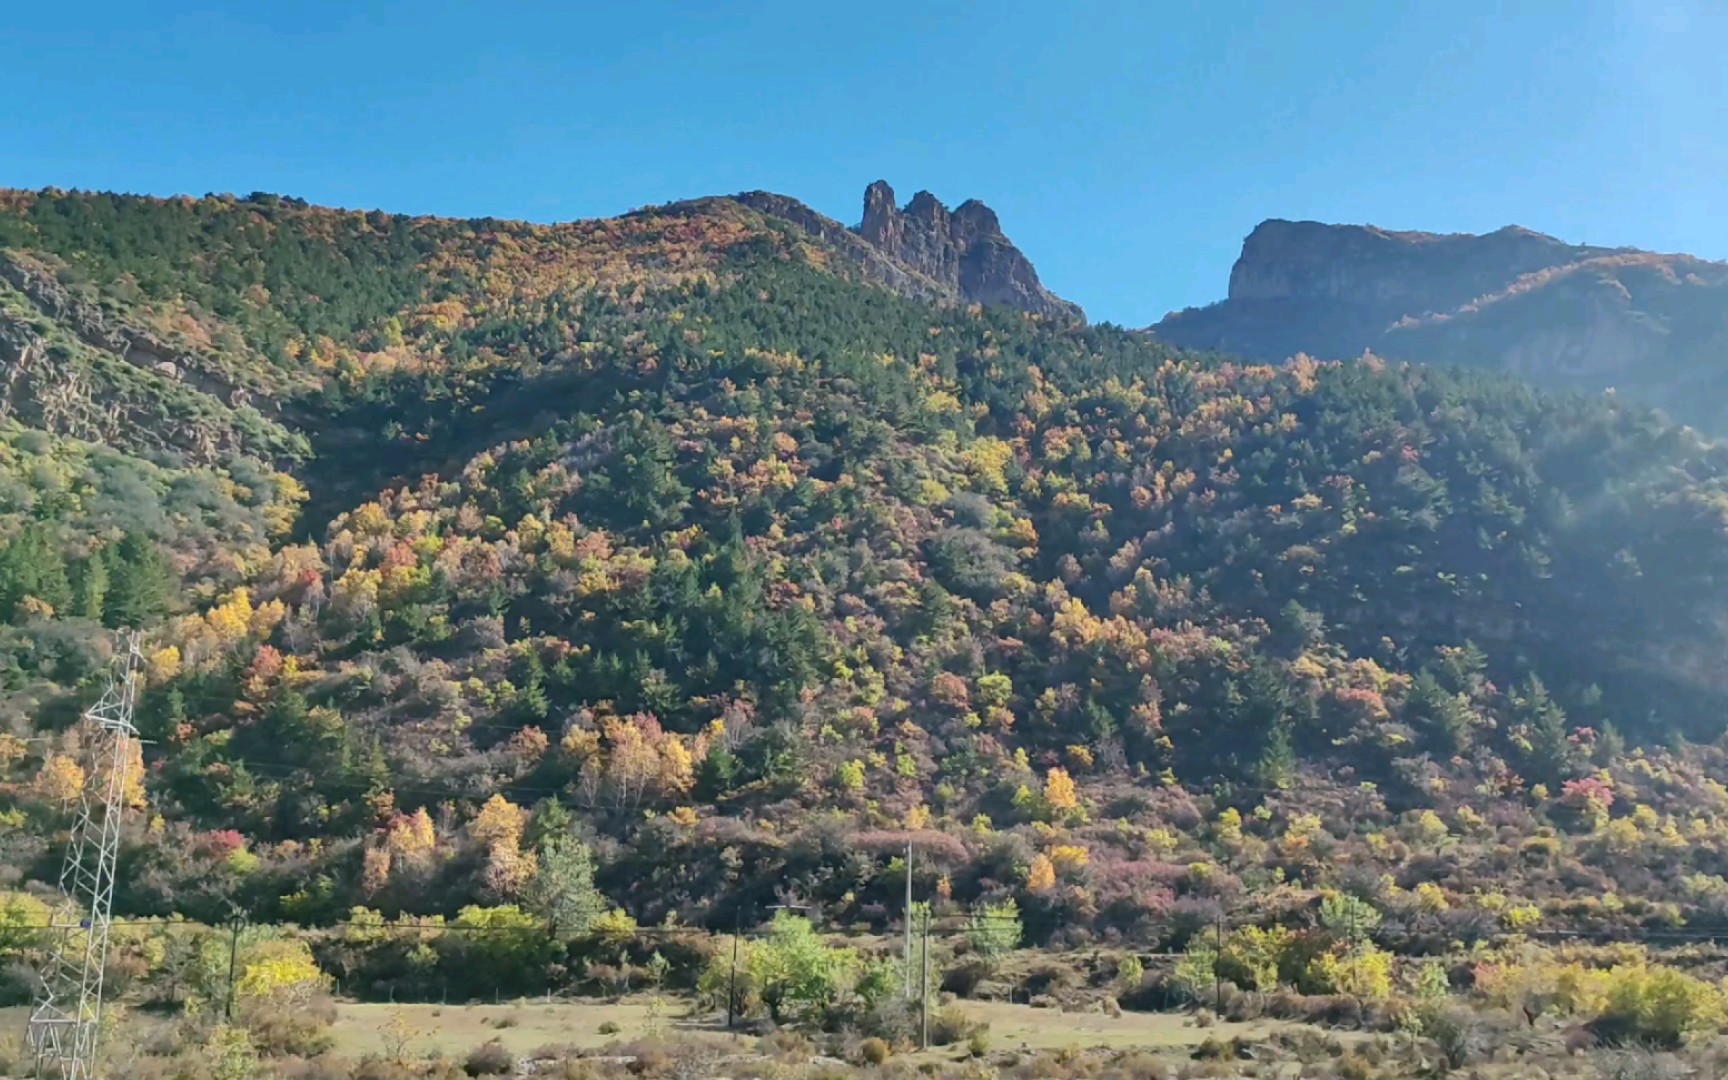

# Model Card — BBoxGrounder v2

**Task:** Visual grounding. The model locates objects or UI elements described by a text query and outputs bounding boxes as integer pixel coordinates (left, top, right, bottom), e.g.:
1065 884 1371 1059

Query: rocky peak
860 180 899 245
851 181 1081 321
952 199 1001 236
904 190 945 223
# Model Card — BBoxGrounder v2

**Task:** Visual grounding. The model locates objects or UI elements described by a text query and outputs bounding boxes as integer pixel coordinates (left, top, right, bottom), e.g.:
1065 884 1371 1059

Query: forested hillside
3 184 1728 966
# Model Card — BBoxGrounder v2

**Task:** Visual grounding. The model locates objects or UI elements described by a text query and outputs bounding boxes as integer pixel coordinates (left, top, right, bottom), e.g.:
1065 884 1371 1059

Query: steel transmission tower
28 631 144 1080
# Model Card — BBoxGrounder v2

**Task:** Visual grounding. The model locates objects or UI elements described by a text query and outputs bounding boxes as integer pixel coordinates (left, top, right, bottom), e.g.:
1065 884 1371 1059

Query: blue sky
4 1 1723 325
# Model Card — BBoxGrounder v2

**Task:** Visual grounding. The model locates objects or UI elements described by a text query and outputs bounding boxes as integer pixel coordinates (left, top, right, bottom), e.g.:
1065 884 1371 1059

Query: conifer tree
1406 670 1473 756
104 531 173 627
70 551 108 621
515 650 550 725
1518 675 1575 787
525 833 604 941
0 523 71 619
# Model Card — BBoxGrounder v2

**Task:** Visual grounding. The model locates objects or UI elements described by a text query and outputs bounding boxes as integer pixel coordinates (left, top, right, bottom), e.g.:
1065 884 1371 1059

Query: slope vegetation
0 188 1725 954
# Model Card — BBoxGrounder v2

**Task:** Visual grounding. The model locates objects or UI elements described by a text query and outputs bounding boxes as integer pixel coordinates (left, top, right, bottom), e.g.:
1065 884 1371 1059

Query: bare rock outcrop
855 181 1081 321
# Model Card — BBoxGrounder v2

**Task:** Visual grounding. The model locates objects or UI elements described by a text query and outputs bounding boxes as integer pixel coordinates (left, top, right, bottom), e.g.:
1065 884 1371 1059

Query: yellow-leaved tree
659 737 694 794
470 794 533 899
386 808 437 858
193 928 330 1018
361 847 392 895
121 739 147 809
234 937 330 1004
1026 853 1056 892
146 645 181 683
470 794 526 849
35 754 86 806
1043 767 1078 814
1049 844 1090 874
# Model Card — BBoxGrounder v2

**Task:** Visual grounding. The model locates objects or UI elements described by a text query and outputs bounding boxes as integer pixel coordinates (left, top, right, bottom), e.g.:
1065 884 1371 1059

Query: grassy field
326 997 1307 1059
957 999 1306 1052
0 997 1321 1063
329 998 712 1058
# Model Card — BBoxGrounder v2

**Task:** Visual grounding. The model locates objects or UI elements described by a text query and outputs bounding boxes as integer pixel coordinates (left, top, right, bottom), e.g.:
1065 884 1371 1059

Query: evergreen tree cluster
0 524 171 627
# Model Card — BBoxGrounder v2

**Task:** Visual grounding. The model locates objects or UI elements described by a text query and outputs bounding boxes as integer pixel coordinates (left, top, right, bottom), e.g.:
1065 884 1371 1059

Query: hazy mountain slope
1152 219 1728 431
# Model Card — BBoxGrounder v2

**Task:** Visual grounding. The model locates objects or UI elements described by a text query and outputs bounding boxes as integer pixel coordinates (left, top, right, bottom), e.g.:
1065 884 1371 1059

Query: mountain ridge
1153 217 1728 431
0 181 1081 327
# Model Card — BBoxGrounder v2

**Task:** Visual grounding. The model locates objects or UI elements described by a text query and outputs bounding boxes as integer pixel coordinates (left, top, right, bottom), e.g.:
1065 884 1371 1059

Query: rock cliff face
855 181 1081 321
1222 220 1613 311
695 183 1081 320
1153 220 1728 431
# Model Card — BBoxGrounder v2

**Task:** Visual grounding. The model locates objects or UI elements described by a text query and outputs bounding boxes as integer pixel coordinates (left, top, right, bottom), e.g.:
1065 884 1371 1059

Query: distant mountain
1151 219 1728 431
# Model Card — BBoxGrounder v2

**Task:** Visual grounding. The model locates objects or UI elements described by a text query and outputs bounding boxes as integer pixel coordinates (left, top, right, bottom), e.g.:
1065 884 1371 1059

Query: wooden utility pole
919 910 930 1050
225 915 243 1021
1213 912 1224 1014
903 840 913 998
726 911 740 1030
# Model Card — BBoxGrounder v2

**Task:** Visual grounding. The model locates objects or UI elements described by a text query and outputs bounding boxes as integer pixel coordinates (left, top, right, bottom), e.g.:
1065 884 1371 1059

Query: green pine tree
525 797 573 849
524 833 605 941
1254 718 1297 790
103 532 173 627
1406 670 1473 756
0 523 71 620
515 650 550 725
144 685 189 744
697 746 739 799
70 552 108 621
1517 675 1575 787
1271 600 1323 657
